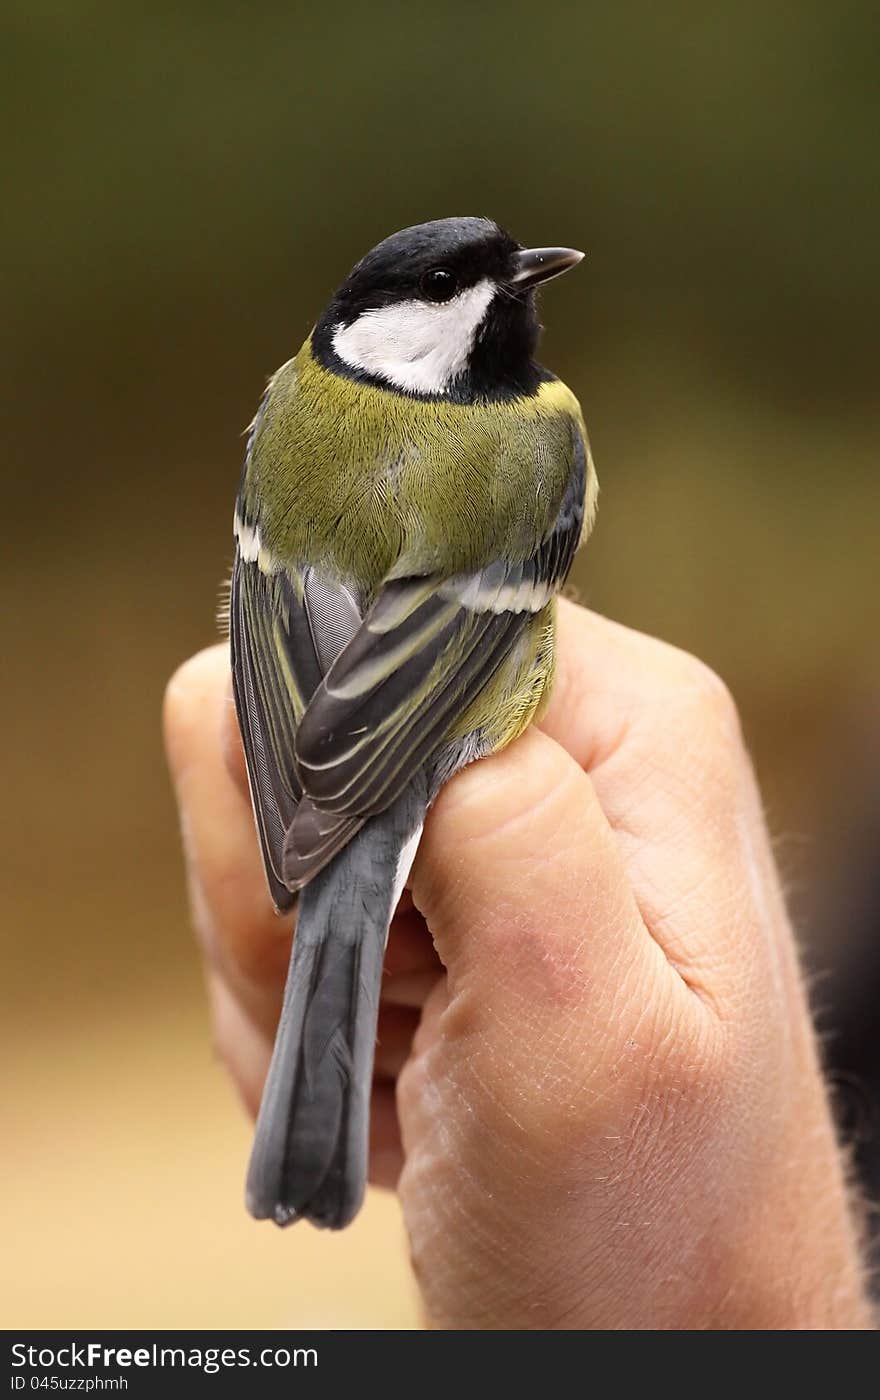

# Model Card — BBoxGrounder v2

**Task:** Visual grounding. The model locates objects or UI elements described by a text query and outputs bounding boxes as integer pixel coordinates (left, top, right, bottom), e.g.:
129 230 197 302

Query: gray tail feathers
245 779 427 1229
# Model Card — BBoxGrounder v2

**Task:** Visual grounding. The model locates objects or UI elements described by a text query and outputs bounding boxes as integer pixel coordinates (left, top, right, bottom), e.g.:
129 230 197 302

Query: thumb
409 726 686 1132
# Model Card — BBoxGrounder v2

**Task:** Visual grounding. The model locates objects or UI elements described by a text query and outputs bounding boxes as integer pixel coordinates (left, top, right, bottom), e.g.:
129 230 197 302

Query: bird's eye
420 267 458 303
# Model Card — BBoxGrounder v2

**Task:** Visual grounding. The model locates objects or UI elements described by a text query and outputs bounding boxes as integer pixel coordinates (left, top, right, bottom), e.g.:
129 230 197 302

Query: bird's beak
510 246 584 289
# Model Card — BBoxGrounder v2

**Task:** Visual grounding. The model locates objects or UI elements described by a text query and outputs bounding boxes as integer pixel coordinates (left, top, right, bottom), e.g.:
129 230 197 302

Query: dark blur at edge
1 3 878 1326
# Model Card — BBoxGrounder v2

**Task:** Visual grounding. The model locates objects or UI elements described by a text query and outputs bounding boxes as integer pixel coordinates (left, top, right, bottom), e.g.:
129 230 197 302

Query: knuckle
395 1043 438 1141
394 1054 421 1117
661 653 745 785
700 671 741 740
678 654 741 736
162 654 203 739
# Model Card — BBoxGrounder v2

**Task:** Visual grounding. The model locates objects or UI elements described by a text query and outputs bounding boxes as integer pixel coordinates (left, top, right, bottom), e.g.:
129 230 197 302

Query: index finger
540 598 740 769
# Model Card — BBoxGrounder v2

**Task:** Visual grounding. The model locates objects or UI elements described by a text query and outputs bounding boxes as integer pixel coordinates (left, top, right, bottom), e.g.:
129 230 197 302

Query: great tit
231 216 597 1229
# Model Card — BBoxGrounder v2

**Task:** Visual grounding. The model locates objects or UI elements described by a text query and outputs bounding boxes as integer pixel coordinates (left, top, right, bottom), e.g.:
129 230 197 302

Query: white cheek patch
332 279 495 394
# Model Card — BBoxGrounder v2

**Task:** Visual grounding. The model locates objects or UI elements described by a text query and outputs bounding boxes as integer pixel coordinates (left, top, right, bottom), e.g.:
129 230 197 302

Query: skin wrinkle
589 755 756 1009
550 753 746 1020
617 855 746 1016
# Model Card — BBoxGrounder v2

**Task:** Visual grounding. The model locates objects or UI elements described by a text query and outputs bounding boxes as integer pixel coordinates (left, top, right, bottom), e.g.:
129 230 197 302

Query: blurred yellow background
2 3 878 1326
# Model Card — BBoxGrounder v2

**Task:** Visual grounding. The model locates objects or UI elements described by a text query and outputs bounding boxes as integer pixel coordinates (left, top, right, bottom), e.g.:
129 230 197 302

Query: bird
230 216 597 1229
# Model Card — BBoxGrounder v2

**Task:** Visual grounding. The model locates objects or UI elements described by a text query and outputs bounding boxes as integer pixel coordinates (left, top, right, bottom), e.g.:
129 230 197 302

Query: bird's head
312 216 583 402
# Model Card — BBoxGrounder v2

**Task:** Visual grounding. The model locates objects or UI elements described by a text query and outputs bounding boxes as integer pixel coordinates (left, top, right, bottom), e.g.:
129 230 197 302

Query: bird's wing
284 432 587 889
230 548 363 911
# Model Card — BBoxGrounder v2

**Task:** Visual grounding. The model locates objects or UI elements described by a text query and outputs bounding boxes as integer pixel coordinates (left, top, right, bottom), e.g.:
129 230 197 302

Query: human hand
163 601 872 1329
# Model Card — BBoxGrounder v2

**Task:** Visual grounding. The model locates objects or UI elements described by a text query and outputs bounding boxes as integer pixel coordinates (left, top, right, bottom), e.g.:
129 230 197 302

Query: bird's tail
246 780 426 1229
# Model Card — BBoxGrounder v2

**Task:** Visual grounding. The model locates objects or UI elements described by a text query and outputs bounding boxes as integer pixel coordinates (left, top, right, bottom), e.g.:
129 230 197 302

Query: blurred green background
2 2 878 1326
